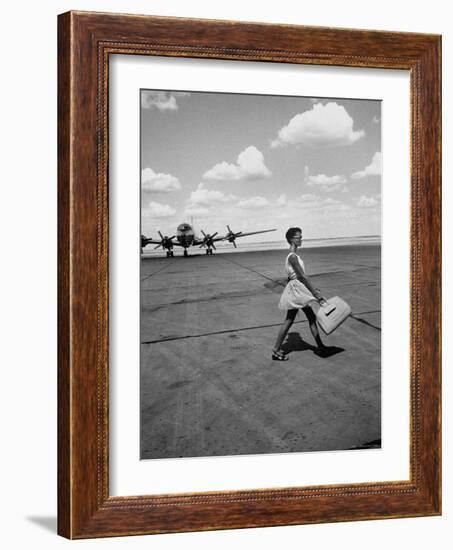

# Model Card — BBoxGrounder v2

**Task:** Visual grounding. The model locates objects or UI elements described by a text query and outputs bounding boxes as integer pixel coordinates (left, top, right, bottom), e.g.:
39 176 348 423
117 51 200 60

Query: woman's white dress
278 252 317 310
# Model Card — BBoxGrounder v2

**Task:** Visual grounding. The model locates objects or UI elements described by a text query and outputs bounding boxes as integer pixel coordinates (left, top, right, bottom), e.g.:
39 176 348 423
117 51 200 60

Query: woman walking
272 227 328 361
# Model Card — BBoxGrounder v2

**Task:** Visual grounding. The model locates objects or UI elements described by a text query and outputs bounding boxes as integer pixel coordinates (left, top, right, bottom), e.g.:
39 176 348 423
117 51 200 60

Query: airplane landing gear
166 251 174 257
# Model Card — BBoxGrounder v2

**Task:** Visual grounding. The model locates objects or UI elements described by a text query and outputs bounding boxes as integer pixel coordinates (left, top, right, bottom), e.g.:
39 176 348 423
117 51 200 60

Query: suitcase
316 296 351 335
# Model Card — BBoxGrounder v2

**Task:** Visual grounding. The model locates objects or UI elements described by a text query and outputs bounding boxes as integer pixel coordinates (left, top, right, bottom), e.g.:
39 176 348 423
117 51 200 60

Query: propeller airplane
141 223 275 257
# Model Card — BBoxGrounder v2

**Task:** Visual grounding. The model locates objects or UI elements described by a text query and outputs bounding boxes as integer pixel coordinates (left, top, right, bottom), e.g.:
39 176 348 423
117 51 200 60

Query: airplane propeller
224 225 243 248
141 234 151 248
154 231 176 250
199 230 218 250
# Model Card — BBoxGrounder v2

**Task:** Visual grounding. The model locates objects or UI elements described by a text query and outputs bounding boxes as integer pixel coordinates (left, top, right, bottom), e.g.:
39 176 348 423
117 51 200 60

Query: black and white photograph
140 89 382 460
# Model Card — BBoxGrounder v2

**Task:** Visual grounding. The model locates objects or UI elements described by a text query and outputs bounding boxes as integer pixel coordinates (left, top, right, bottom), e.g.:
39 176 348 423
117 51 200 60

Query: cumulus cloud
305 173 347 192
238 196 270 209
146 201 177 218
141 91 190 111
307 174 347 186
352 152 382 179
183 204 210 217
295 194 346 212
357 195 379 208
141 167 181 192
277 194 287 207
203 146 271 181
298 193 319 203
188 183 236 206
271 102 365 148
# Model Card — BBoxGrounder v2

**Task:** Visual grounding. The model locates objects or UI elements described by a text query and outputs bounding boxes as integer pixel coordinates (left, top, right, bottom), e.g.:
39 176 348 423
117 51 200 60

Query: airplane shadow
281 333 345 359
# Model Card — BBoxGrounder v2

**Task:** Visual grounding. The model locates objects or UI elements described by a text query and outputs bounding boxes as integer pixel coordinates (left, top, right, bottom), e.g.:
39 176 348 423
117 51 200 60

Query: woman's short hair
285 227 302 244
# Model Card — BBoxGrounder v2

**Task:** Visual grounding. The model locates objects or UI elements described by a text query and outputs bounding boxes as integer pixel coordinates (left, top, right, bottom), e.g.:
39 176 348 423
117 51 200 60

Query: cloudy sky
141 90 381 243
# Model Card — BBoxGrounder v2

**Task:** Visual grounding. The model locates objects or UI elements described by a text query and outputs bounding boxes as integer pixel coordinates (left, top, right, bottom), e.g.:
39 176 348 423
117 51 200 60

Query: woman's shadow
282 332 344 358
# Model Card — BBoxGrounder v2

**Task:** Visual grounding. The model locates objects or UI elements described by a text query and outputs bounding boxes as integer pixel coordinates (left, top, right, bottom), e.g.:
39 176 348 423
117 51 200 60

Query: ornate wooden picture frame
58 11 441 539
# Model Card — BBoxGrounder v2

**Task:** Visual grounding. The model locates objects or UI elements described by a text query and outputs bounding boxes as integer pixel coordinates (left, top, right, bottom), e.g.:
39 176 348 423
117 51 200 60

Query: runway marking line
141 309 381 345
350 314 381 332
140 259 177 282
217 254 285 287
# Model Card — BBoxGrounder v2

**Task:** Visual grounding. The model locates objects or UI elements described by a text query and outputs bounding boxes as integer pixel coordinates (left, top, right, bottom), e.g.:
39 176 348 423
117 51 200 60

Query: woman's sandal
272 349 288 361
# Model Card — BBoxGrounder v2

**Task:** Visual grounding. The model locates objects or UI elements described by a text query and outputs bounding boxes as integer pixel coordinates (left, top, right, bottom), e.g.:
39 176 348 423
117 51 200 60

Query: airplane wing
142 237 184 247
142 238 162 246
225 229 276 239
193 235 224 246
150 240 184 247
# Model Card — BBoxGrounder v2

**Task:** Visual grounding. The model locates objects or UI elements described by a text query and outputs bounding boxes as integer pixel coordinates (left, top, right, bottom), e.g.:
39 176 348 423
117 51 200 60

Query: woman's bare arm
288 254 324 301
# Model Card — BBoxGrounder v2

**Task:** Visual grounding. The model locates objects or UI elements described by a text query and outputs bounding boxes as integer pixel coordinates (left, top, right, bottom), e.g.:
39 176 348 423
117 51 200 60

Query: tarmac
140 245 381 460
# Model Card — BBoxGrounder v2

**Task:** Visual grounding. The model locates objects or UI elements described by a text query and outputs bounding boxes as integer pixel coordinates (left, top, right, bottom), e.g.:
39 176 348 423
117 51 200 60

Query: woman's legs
273 309 298 352
302 305 326 349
